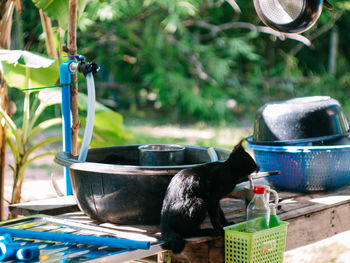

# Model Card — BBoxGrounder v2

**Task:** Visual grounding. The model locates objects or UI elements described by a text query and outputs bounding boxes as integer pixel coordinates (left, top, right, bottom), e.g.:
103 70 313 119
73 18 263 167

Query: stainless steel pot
138 144 185 166
254 0 332 33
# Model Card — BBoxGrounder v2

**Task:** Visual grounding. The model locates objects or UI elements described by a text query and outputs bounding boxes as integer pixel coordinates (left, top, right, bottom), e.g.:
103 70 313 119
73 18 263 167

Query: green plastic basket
224 218 288 263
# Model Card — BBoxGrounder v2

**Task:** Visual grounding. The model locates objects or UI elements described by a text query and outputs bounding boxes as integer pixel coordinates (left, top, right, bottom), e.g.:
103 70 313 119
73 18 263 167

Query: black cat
160 140 259 253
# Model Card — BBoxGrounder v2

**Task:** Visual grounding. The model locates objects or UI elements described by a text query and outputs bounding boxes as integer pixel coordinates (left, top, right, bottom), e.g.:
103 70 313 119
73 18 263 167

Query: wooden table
9 184 350 262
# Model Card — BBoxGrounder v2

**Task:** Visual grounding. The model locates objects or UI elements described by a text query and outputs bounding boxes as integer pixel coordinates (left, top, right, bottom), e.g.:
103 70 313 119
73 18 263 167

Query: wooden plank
278 200 326 220
156 237 224 263
128 255 158 263
208 237 224 263
90 243 164 263
284 202 350 250
278 186 350 221
170 241 211 263
9 196 79 216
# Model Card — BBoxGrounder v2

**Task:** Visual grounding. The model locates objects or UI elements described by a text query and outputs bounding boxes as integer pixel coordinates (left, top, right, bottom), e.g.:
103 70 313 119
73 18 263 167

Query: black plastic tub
55 145 230 225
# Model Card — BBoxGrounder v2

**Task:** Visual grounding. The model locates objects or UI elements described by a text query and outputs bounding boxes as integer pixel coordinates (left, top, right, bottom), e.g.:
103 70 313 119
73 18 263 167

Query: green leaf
20 152 58 179
0 50 59 90
6 137 19 165
28 118 62 142
1 61 59 90
337 2 350 10
78 93 131 147
226 38 260 61
0 50 56 68
78 92 113 113
93 111 124 133
91 126 129 147
38 88 61 106
0 106 21 148
25 136 62 161
32 0 89 30
176 1 197 16
162 14 181 33
209 58 232 84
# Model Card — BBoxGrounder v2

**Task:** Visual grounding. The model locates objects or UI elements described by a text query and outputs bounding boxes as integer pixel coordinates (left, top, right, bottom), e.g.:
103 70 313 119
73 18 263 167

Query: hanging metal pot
254 0 333 33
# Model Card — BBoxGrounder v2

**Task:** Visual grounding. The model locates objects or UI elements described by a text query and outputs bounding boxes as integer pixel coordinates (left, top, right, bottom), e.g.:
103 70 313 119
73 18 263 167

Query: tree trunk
11 175 23 205
0 77 7 221
0 0 21 221
39 9 58 59
0 1 14 48
68 0 80 156
9 171 23 219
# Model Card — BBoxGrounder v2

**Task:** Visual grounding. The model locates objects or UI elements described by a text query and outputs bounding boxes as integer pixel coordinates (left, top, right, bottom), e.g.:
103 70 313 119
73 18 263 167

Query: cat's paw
161 232 186 254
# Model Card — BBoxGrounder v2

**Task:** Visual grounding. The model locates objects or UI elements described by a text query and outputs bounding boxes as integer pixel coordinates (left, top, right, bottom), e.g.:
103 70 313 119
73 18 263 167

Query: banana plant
0 49 61 206
0 49 131 207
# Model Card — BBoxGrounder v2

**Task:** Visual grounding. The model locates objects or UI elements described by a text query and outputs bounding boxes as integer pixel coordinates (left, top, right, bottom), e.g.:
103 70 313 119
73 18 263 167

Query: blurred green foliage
15 0 350 123
78 93 132 147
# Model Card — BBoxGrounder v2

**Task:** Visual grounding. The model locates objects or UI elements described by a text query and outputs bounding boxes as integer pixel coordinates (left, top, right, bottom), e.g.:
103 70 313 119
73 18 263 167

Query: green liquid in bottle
269 204 280 228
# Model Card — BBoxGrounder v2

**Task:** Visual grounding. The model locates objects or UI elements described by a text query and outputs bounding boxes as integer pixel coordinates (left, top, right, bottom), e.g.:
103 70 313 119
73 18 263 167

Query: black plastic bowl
253 96 349 143
55 145 230 225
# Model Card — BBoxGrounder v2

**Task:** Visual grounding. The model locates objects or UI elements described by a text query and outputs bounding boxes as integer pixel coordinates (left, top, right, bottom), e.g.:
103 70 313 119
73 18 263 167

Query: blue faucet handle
68 55 85 62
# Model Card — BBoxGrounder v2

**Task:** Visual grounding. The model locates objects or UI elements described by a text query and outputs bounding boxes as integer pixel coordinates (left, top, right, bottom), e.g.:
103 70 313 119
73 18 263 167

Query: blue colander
248 143 350 192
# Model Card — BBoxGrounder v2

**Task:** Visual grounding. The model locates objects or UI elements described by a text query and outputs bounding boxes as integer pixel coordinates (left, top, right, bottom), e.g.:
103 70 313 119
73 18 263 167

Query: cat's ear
232 139 245 152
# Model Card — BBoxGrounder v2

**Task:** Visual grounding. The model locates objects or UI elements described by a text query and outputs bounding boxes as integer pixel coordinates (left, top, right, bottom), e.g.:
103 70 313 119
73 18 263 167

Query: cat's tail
161 231 186 254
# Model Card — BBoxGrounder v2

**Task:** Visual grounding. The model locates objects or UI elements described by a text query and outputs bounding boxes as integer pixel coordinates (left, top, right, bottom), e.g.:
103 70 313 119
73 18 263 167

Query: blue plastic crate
248 143 350 192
